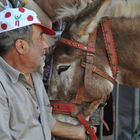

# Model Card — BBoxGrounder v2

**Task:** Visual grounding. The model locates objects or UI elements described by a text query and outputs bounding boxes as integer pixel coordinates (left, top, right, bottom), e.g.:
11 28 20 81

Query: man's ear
15 39 28 54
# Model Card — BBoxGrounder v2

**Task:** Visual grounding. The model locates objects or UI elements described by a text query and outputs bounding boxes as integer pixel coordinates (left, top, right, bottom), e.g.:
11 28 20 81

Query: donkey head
48 0 113 117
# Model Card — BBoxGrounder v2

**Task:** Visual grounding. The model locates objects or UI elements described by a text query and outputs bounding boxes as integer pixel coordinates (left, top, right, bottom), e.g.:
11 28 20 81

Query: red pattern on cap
5 12 11 18
1 23 7 30
27 15 34 21
19 7 25 13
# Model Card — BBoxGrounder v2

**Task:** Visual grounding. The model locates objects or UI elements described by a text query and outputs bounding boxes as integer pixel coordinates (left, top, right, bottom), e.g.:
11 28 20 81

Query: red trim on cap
33 23 56 35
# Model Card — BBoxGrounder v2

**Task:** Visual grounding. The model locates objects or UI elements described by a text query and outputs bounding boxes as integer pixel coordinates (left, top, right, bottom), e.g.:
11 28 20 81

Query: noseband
51 17 119 140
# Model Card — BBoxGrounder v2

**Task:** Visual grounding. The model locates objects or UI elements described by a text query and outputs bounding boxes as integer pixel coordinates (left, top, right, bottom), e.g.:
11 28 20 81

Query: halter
51 17 119 140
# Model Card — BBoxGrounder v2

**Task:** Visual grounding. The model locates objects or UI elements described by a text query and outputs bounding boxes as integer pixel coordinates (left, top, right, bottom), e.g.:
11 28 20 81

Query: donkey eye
57 65 70 75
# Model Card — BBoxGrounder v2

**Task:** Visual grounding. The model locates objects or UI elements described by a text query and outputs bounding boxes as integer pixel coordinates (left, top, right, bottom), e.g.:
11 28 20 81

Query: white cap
0 8 55 35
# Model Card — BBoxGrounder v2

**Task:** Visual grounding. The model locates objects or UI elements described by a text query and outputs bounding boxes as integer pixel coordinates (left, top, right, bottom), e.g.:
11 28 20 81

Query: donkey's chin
53 114 79 125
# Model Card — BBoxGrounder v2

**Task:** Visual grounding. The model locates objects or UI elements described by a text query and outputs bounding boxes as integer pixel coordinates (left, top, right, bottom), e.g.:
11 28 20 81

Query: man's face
25 25 49 72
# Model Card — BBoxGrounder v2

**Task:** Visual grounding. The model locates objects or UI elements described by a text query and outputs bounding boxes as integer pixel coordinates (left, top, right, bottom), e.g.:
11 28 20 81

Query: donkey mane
56 0 87 19
56 0 140 19
107 0 140 18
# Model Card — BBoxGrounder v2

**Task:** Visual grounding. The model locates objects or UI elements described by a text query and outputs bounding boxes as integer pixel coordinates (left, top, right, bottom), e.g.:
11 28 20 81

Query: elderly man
0 8 85 140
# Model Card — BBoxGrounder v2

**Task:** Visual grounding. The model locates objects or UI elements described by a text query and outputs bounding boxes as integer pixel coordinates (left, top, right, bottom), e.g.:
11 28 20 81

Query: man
0 8 85 140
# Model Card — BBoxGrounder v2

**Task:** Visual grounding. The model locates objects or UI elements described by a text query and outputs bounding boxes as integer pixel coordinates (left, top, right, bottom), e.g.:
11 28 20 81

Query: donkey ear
69 0 111 43
82 0 112 34
86 0 111 32
93 0 111 21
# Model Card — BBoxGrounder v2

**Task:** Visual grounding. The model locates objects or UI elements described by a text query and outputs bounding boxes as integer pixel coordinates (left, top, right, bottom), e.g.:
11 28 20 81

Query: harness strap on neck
101 17 119 77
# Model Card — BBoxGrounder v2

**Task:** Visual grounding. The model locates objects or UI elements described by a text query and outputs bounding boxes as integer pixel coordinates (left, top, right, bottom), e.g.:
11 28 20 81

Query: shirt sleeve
0 83 13 140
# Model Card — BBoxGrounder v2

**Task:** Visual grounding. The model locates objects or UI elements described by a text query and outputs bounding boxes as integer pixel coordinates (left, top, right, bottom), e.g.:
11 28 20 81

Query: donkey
48 0 140 139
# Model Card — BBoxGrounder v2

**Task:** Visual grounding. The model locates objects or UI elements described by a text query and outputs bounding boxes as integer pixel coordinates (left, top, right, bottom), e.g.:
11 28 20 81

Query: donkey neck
109 17 140 87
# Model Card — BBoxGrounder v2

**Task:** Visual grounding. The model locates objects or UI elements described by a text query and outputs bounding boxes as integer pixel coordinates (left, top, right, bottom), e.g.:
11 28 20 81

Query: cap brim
33 23 56 36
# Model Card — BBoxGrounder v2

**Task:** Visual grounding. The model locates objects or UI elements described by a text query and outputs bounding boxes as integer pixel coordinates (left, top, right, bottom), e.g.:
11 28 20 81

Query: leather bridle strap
81 62 116 84
60 37 96 54
101 17 119 77
51 102 98 140
77 113 98 140
84 29 97 93
51 102 77 114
